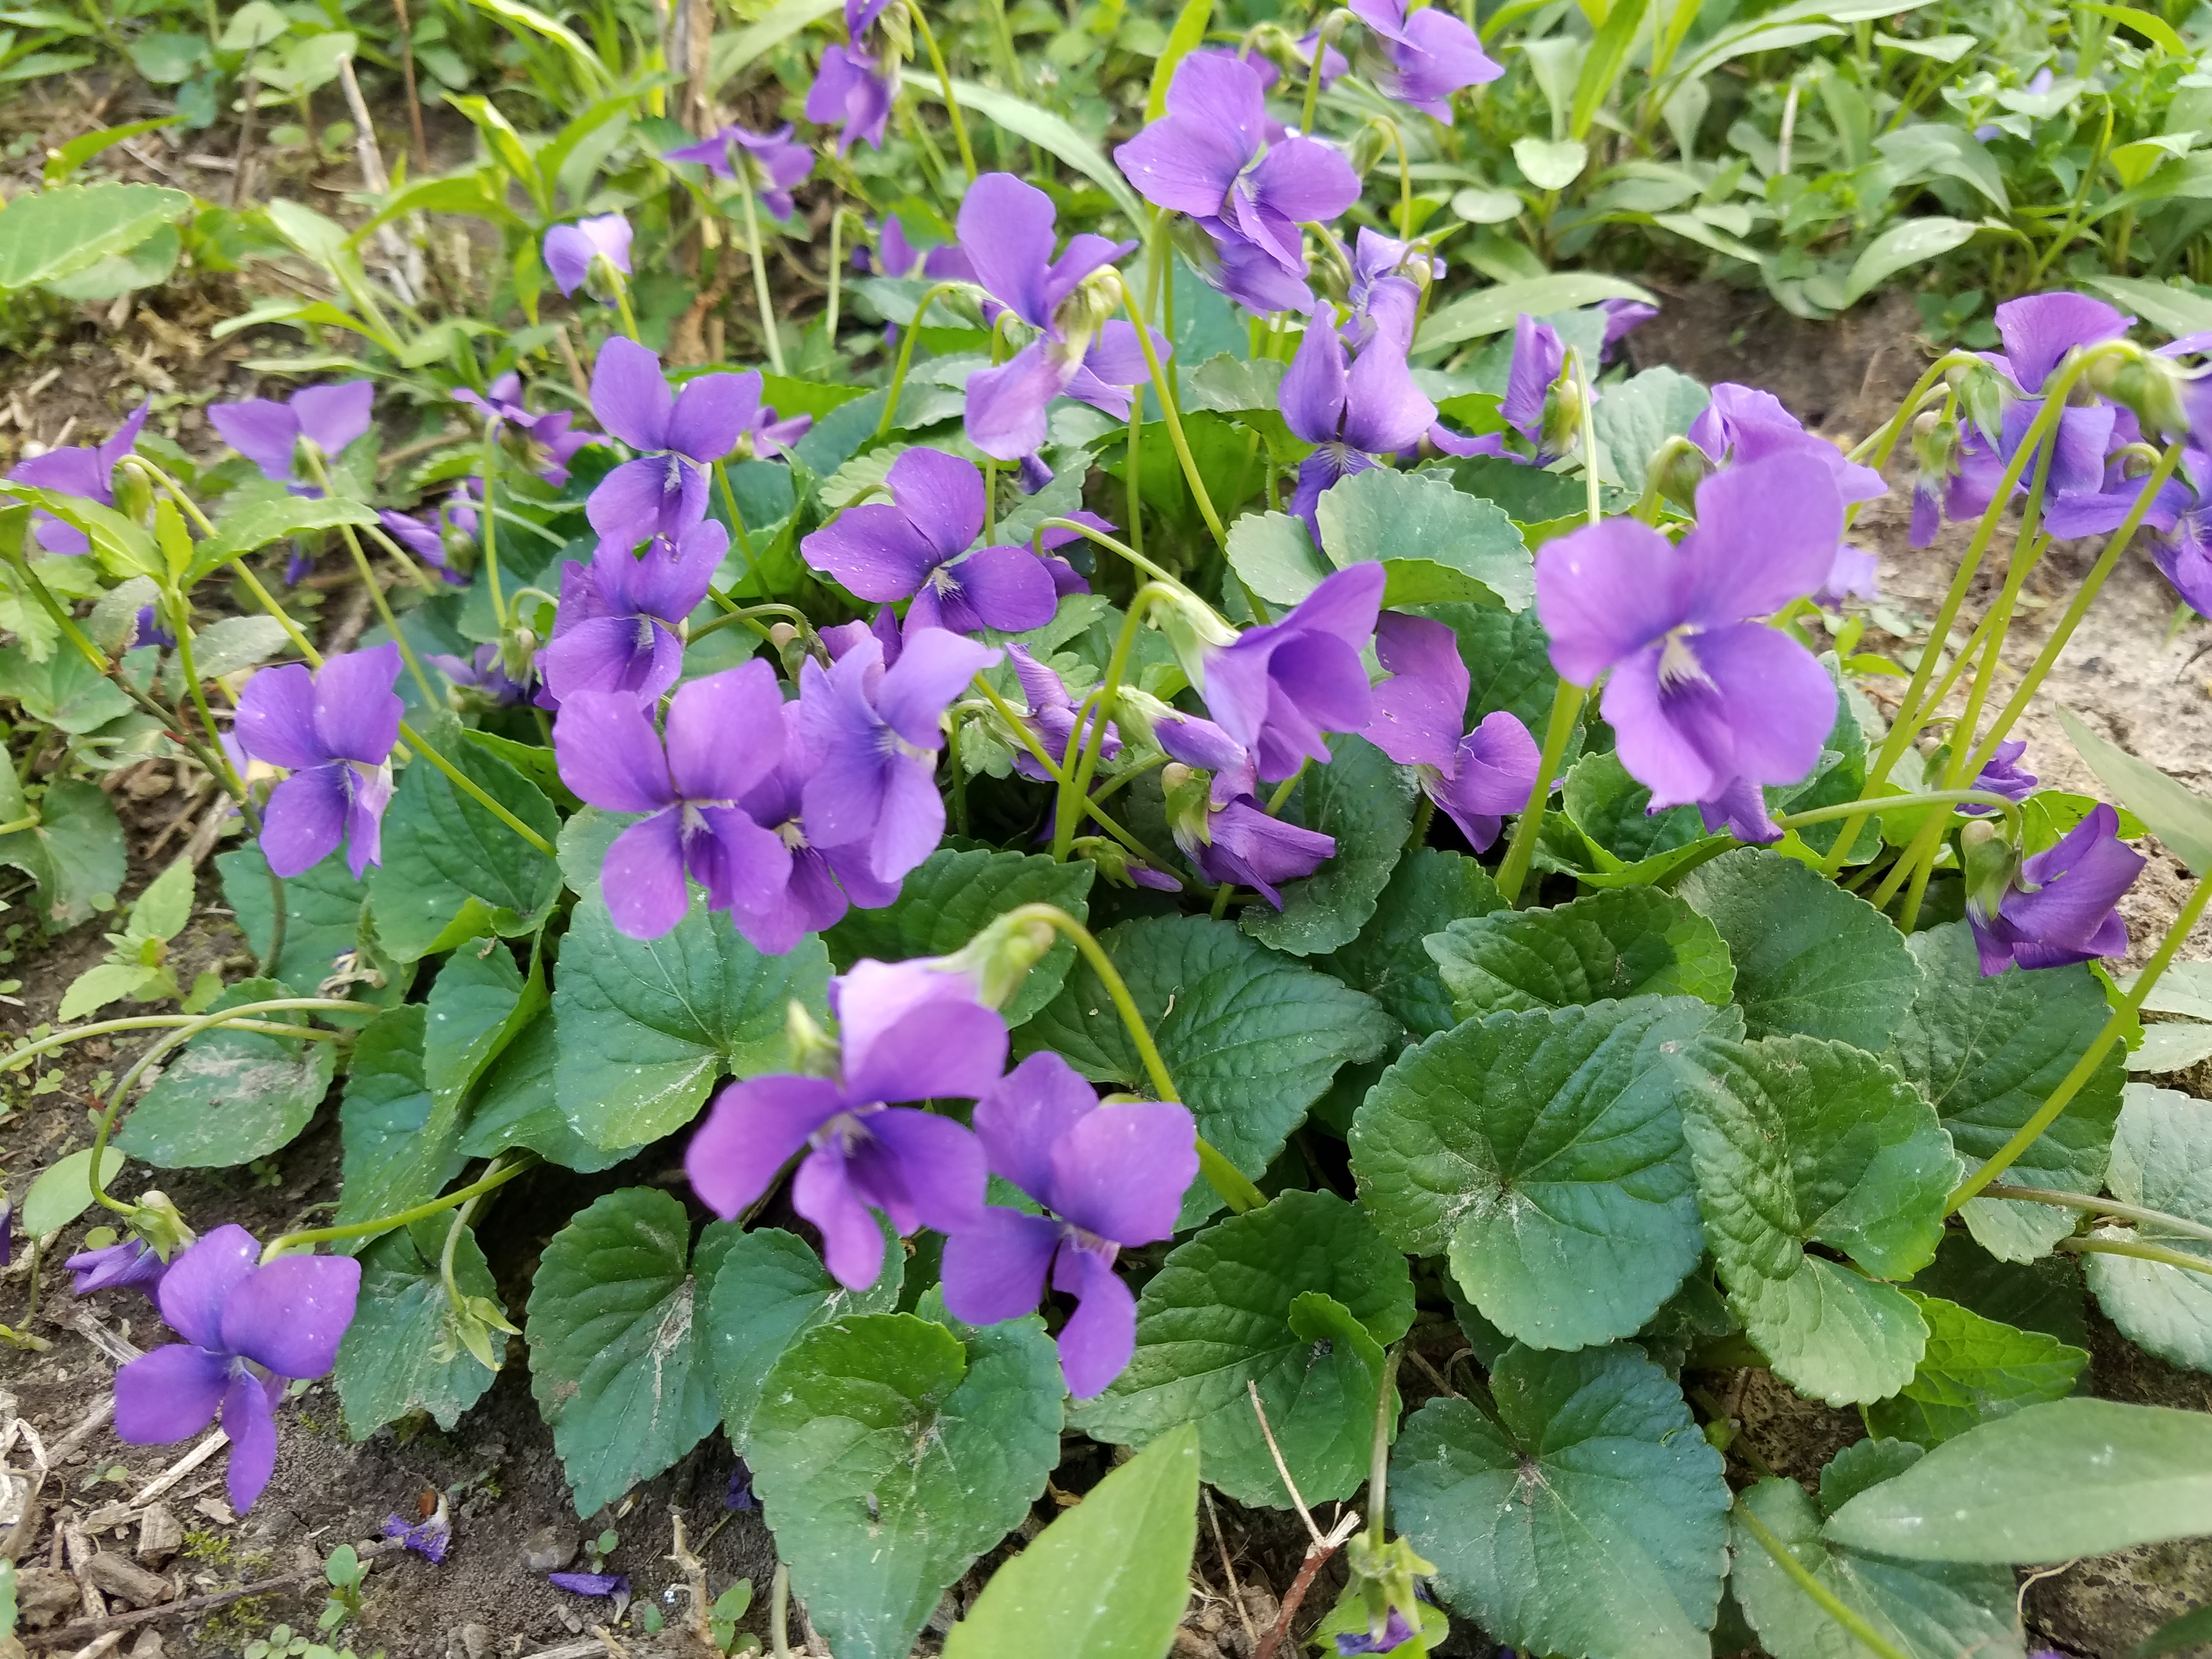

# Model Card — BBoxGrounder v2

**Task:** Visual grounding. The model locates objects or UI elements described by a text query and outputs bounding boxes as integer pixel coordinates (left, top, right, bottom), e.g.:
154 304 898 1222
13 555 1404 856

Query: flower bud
1151 587 1238 696
785 1000 840 1078
925 910 1060 1011
1053 268 1124 350
1162 763 1214 844
114 458 156 523
2086 343 2191 443
1644 435 1711 514
1347 122 1393 179
1959 817 2019 926
131 1189 196 1261
1109 686 1177 749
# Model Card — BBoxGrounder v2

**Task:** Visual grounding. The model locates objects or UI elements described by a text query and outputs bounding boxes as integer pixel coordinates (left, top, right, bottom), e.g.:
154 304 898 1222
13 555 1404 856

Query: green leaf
1017 916 1396 1223
1906 1230 2087 1350
368 741 561 962
332 1007 467 1249
1319 848 1505 1037
823 846 1092 1026
1888 921 2123 1262
1865 1292 2086 1445
2132 1602 2212 1659
2058 706 2212 875
1677 848 1921 1052
706 0 840 84
1351 995 1742 1349
1825 1398 2212 1562
216 846 405 1020
943 1423 1198 1659
334 1217 504 1435
1073 1191 1414 1508
1392 1342 1730 1659
0 182 191 291
1242 733 1416 955
1552 749 1729 884
128 855 194 943
2082 1083 2212 1373
425 941 543 1118
1843 218 1978 305
456 1007 635 1172
751 1310 1064 1659
1680 1035 1950 1403
0 778 124 930
1415 273 1658 353
1426 887 1734 1020
1730 1471 2024 1659
1569 0 1650 138
1513 136 1589 189
116 979 337 1167
20 1146 125 1237
188 495 379 578
2081 277 2212 343
1224 509 1334 611
0 643 133 733
525 1188 732 1517
1312 467 1534 611
56 961 168 1024
706 1225 904 1447
901 72 1147 226
2 486 159 580
1874 125 2008 211
456 0 607 89
1590 366 1709 484
552 888 831 1147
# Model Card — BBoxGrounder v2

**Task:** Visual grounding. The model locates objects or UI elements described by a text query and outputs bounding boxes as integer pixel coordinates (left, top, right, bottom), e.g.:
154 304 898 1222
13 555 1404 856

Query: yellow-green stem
1492 679 1582 906
397 719 558 858
1119 279 1226 548
737 164 788 376
2058 1235 2212 1278
262 1154 535 1260
877 280 968 437
907 3 975 179
1734 1504 1912 1659
1984 1182 2212 1248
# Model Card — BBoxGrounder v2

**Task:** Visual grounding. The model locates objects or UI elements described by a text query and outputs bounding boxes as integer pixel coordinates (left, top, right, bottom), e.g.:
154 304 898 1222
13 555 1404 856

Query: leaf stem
876 280 968 437
396 720 558 859
1950 870 2212 1210
1983 1183 2212 1248
2058 1235 2212 1278
261 1153 536 1261
1001 902 1265 1213
906 2 975 179
1493 679 1583 907
1734 1500 1912 1659
1118 276 1224 549
737 161 788 376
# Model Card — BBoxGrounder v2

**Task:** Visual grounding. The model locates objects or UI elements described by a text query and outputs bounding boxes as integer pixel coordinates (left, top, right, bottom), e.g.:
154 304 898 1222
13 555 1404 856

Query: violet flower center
1656 629 1713 691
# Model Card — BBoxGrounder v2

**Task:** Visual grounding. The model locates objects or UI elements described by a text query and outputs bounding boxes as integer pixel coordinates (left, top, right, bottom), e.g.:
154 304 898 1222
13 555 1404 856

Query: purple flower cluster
806 0 899 155
687 958 1194 1395
663 123 815 219
114 1225 360 1512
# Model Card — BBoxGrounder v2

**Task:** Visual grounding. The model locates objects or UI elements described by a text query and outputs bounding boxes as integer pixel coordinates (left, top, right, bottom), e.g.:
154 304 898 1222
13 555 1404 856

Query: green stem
2 1013 347 1076
1777 789 2022 847
340 528 441 707
1821 342 2133 874
262 1154 536 1260
1734 1503 1912 1659
1053 584 1172 860
1119 278 1226 548
877 281 968 437
906 2 975 180
479 431 507 633
1983 1183 2212 1248
738 165 787 376
1959 442 2186 781
1950 870 2212 1211
611 268 644 342
1003 904 1265 1213
1031 516 1208 604
713 460 761 576
0 546 108 677
1839 351 1980 529
1494 679 1583 907
2058 1235 2212 1278
398 719 558 858
361 519 444 594
1299 9 1353 135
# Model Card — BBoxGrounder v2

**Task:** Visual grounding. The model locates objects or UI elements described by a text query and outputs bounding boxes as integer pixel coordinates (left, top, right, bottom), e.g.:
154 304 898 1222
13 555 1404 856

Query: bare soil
4 231 2211 1656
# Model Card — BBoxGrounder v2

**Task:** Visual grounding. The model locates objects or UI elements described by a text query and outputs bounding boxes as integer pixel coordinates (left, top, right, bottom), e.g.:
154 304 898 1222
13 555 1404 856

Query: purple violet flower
1968 803 2145 976
131 604 176 651
453 370 532 432
553 662 791 941
381 1499 450 1564
526 410 597 487
585 337 762 551
1115 54 1359 315
1228 33 1348 99
2147 467 2212 613
1335 1609 1418 1656
1360 612 1541 850
543 213 633 297
662 123 815 219
234 645 404 878
1280 281 1436 531
210 383 375 493
1348 0 1502 121
726 1460 757 1511
1688 382 1886 507
802 448 1061 635
1005 644 1119 782
113 1225 360 1513
66 1236 171 1297
378 509 468 586
806 0 897 155
1962 739 2038 813
940 1051 1197 1397
5 400 149 555
729 700 901 953
550 1572 629 1598
1598 297 1658 363
797 625 1000 885
535 520 726 706
1996 291 2133 399
1204 563 1384 785
1534 453 1844 832
952 173 1149 461
686 957 998 1288
428 643 532 707
1170 783 1338 904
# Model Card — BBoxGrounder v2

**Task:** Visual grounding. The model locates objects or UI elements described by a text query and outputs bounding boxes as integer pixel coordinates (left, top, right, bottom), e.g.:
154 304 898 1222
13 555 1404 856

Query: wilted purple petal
550 1573 629 1598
